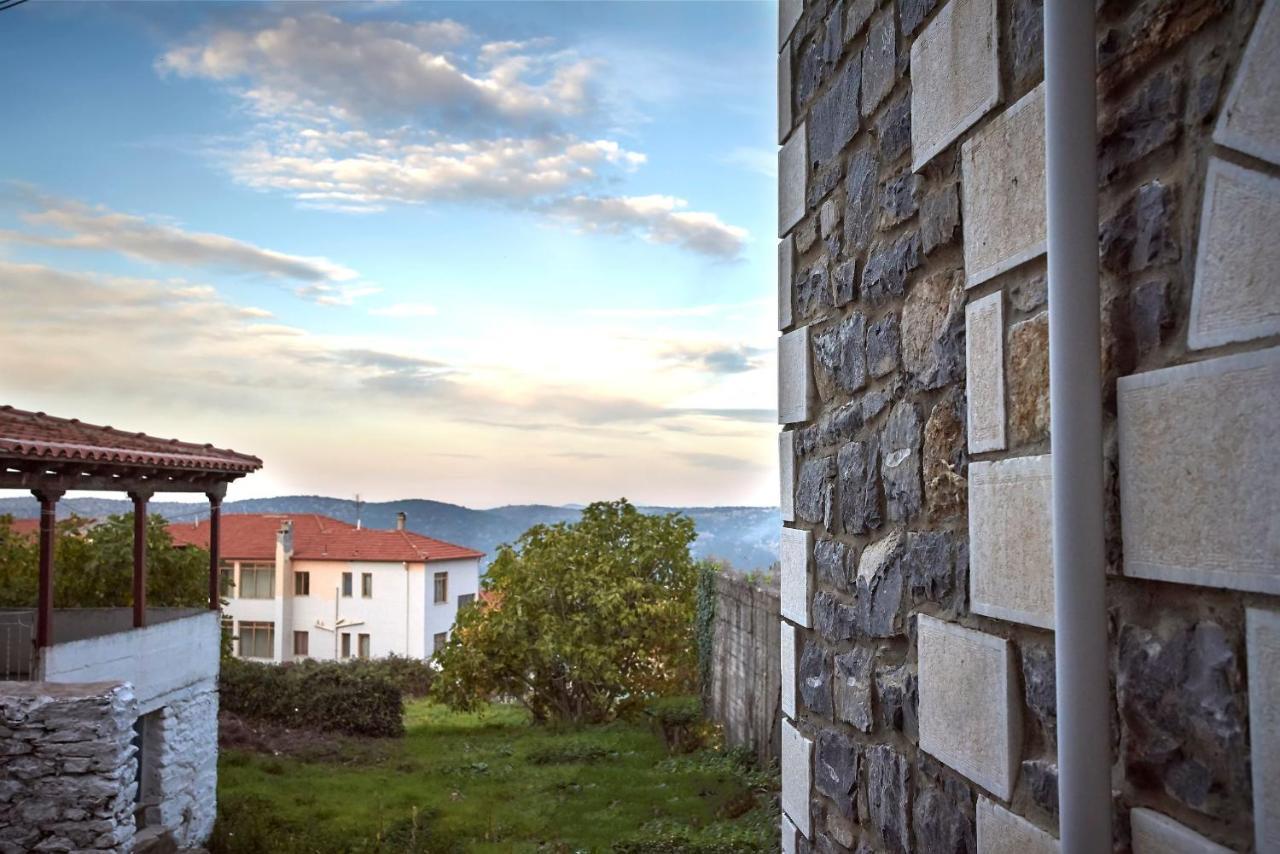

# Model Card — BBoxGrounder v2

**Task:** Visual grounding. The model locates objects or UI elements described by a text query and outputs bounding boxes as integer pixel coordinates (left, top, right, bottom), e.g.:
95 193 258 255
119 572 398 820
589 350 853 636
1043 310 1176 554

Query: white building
170 512 483 663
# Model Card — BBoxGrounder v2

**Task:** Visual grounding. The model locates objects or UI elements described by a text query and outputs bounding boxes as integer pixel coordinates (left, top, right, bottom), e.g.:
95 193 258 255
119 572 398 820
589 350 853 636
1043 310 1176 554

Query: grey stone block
834 647 874 732
965 291 1006 453
781 527 813 627
976 798 1058 853
780 237 795 330
1248 607 1280 851
1213 0 1280 166
780 126 808 237
781 430 796 522
779 325 815 425
1129 808 1232 854
781 620 799 719
782 719 813 837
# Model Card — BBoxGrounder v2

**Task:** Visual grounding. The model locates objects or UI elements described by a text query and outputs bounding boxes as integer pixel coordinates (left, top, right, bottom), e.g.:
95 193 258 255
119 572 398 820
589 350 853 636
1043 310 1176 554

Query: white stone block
781 718 813 838
780 430 796 522
780 527 813 627
961 84 1046 287
1248 607 1280 852
977 798 1059 854
780 124 807 237
782 815 798 854
779 325 814 424
781 619 799 719
779 40 793 145
910 0 1000 171
1214 0 1280 167
779 0 803 50
969 454 1054 629
1189 158 1280 349
918 615 1021 800
1130 808 1233 854
1118 348 1280 594
779 237 794 330
966 290 1006 453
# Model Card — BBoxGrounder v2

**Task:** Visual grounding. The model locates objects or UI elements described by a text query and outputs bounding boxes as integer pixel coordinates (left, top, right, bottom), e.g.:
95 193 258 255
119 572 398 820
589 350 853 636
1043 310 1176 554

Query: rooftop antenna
354 493 363 530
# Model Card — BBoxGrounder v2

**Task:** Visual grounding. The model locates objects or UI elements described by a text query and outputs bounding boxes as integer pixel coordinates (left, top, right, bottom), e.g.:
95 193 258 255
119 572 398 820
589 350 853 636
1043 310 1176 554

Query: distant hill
0 495 781 573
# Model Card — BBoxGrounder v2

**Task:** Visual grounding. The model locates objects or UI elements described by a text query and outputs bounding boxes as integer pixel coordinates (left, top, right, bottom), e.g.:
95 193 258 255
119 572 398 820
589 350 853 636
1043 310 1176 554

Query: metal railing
0 609 36 679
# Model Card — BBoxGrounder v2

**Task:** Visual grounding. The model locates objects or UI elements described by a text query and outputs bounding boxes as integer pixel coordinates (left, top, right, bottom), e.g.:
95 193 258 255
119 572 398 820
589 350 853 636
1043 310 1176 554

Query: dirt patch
218 712 396 765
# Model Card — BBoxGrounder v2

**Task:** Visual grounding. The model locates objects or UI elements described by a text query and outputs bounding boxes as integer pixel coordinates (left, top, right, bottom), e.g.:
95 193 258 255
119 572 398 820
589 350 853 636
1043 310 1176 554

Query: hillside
0 495 780 573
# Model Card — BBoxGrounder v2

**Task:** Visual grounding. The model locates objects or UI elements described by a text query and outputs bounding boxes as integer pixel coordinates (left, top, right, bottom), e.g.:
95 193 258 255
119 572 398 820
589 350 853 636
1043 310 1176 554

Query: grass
212 699 779 853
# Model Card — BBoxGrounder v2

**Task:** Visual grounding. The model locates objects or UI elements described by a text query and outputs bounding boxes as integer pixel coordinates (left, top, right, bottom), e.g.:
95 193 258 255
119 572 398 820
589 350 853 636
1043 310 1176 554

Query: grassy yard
212 700 779 853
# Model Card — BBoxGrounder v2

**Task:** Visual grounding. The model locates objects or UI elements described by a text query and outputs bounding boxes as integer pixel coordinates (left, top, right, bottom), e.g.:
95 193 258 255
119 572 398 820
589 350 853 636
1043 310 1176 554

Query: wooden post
207 488 225 610
32 488 63 648
130 490 152 628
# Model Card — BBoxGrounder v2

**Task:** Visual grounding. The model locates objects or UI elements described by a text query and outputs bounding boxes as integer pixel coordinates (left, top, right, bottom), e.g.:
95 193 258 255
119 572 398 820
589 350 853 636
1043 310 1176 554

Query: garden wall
708 572 781 763
776 0 1279 850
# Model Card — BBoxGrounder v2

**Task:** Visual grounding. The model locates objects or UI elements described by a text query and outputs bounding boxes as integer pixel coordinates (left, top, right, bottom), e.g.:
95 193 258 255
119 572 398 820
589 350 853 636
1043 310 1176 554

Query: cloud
369 302 439 318
722 146 777 178
662 343 770 375
548 194 748 259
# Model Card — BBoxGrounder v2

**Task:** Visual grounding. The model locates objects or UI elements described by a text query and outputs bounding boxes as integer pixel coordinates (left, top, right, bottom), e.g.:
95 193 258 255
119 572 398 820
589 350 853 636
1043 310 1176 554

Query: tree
0 513 209 608
431 499 699 724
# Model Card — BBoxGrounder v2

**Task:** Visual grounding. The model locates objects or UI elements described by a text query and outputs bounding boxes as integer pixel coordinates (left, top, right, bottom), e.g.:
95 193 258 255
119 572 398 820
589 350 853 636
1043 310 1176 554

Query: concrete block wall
777 0 1279 850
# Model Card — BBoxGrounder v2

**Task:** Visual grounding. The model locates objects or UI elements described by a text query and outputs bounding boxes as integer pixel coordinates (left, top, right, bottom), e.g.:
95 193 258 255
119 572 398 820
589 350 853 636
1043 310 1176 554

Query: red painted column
32 488 63 648
130 491 151 628
207 491 223 610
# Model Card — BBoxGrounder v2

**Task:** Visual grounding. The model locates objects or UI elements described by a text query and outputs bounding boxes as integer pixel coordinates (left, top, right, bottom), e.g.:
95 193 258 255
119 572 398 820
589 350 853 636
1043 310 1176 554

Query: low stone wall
0 681 138 853
146 679 219 847
707 573 781 763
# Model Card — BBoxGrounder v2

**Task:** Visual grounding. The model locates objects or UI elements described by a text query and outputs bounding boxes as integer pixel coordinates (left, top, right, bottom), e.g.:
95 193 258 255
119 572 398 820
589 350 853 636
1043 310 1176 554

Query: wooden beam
129 490 152 628
0 469 240 494
31 488 63 648
207 490 224 611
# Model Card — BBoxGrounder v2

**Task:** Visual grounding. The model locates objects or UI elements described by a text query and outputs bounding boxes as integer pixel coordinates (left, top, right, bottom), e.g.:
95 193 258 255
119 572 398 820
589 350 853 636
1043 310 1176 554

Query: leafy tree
0 512 209 608
431 499 699 724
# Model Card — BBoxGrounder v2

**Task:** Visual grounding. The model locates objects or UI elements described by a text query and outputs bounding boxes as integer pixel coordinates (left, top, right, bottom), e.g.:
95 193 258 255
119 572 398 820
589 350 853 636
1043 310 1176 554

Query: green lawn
212 700 779 853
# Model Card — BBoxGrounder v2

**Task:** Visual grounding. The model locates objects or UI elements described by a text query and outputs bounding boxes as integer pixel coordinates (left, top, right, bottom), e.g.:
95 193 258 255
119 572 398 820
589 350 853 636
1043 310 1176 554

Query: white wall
423 557 481 655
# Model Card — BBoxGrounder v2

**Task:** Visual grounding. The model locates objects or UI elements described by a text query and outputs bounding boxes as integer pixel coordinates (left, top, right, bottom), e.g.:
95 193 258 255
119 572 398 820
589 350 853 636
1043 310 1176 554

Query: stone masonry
0 681 138 853
778 0 1278 850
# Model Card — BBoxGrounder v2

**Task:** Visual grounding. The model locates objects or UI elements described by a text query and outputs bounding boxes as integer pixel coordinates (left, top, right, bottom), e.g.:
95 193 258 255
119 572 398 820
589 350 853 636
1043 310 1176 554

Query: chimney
396 511 407 532
277 519 293 555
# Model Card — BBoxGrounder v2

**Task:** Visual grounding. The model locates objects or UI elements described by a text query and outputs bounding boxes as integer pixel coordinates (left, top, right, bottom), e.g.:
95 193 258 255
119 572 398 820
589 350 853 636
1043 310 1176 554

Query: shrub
346 654 435 697
645 695 710 754
219 658 404 737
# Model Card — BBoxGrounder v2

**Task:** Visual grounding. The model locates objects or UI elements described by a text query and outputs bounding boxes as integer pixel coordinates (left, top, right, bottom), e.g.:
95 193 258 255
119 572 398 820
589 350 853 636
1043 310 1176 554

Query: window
361 572 373 598
218 561 235 596
240 564 275 599
457 593 476 612
342 572 353 598
434 571 448 604
341 632 351 659
239 621 274 659
293 571 310 596
293 631 309 657
358 633 371 659
433 631 448 654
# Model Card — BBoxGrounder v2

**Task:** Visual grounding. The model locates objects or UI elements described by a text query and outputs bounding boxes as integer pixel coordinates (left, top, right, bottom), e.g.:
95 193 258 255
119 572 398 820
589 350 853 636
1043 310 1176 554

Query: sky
0 0 779 509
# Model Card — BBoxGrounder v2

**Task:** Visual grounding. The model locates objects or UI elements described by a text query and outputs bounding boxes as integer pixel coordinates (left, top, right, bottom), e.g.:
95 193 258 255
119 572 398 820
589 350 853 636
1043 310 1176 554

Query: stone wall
145 680 219 848
777 0 1279 851
0 681 138 853
708 573 782 763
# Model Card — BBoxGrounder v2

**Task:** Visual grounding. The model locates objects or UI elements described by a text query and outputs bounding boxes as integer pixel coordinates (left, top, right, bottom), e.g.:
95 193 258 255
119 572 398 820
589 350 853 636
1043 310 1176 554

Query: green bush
345 654 435 697
645 695 710 754
220 658 404 737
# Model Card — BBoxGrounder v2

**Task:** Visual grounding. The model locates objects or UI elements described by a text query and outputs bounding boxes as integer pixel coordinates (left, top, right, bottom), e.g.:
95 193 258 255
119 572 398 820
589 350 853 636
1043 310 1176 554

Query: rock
855 531 907 637
863 231 922 303
832 259 857 306
900 0 940 37
820 198 842 239
912 759 976 854
1021 759 1058 818
1097 0 1225 95
810 160 846 211
880 401 922 522
796 455 837 530
815 730 860 816
861 8 897 118
826 810 858 849
903 531 960 611
838 440 882 535
834 647 875 732
817 401 863 449
814 590 856 643
920 181 959 255
815 538 855 591
1187 46 1226 126
901 269 964 390
1008 270 1047 312
1099 70 1183 185
799 640 834 717
844 142 880 257
876 662 918 737
861 387 893 423
1020 643 1057 746
877 92 912 163
796 33 826 110
881 173 922 228
812 313 868 400
1129 278 1172 359
867 313 901 378
866 745 912 853
795 259 832 323
922 389 966 520
845 0 876 40
1099 180 1179 276
1011 0 1044 88
1007 312 1050 446
811 56 863 170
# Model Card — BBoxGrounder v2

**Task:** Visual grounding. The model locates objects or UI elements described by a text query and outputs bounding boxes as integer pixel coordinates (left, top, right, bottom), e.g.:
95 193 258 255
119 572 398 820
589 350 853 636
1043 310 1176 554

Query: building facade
170 512 482 663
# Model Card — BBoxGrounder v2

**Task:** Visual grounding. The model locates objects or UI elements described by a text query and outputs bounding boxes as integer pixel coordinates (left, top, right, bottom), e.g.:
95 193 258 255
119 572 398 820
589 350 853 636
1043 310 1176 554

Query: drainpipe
1044 0 1111 850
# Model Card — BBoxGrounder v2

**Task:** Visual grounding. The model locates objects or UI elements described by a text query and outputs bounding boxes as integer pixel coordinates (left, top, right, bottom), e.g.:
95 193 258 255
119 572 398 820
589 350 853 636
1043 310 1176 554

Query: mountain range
0 495 781 573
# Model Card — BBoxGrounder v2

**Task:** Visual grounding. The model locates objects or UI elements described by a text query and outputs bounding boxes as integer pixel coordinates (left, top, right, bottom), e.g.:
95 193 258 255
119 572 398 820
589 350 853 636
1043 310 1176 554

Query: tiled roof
3 518 40 538
168 513 484 562
0 405 261 474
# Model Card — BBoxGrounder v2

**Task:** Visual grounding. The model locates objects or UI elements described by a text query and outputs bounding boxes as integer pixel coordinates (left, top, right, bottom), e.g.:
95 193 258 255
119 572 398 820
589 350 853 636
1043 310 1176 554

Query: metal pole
1044 0 1111 848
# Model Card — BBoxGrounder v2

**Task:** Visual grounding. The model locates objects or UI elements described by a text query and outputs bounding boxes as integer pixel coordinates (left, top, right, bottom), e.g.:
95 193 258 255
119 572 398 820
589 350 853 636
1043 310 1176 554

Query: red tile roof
0 405 261 474
168 513 484 563
3 518 40 538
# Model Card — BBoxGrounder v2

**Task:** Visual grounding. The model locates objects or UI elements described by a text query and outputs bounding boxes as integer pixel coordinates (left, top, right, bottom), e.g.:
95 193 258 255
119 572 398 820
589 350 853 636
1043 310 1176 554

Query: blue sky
0 1 778 508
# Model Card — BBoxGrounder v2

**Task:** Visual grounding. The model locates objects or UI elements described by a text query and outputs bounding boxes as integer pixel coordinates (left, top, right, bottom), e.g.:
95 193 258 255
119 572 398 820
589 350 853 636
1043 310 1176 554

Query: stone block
1248 607 1280 850
815 729 860 816
861 8 896 118
1118 348 1280 594
796 454 836 530
918 615 1021 799
878 92 912 163
1129 808 1232 854
779 40 794 145
780 126 808 237
813 313 868 401
1099 69 1183 186
914 763 977 853
811 57 862 171
834 647 874 731
781 527 814 627
838 439 882 535
1007 312 1049 446
867 744 912 854
876 661 918 738
799 639 833 716
1010 0 1043 88
976 798 1058 854
909 0 1000 171
903 269 964 390
923 389 967 519
779 0 802 49
867 312 901 378
968 455 1054 629
1213 0 1280 167
781 430 796 522
1188 158 1280 349
782 719 813 838
921 181 960 255
863 231 922 303
965 291 1006 453
961 84 1046 287
881 400 922 523
781 620 799 719
844 141 879 256
783 815 799 854
780 237 795 330
780 326 815 425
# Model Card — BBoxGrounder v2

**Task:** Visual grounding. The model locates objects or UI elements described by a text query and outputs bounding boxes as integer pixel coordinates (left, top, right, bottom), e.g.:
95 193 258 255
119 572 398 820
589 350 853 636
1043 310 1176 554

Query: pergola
0 405 262 647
